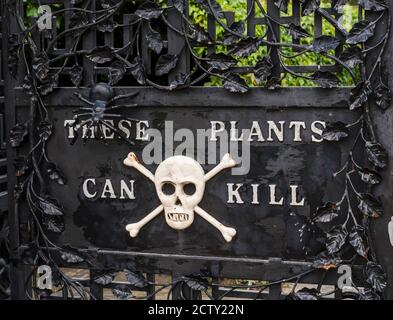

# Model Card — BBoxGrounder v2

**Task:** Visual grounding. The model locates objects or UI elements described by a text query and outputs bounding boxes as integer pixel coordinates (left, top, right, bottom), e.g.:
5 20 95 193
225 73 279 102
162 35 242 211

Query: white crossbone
123 153 237 242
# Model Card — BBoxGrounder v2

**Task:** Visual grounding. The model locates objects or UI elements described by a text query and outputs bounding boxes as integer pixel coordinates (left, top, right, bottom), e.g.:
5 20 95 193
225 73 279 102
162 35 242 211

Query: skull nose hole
183 183 196 196
175 199 181 206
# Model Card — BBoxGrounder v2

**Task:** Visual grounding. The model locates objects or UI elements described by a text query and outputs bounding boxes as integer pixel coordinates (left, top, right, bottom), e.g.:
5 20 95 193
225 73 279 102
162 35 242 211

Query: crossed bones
123 153 237 242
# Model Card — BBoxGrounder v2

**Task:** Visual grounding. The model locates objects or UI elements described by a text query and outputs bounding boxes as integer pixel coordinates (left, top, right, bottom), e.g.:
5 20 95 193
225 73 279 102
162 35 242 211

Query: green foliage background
25 0 360 87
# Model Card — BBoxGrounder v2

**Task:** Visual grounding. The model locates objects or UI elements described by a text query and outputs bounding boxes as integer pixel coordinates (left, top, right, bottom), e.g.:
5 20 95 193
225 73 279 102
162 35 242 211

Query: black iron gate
1 0 393 300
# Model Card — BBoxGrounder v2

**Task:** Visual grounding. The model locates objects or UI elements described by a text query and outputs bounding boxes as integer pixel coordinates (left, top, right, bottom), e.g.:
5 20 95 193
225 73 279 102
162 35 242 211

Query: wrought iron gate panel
1 0 392 300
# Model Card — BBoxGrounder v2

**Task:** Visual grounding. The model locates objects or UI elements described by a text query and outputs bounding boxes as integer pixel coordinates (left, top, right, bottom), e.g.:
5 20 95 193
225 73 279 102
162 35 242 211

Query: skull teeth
167 213 189 222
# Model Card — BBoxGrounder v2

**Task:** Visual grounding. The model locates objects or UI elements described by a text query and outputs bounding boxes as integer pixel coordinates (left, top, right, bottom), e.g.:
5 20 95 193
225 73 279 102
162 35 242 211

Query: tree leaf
130 56 146 85
322 121 349 141
359 0 387 12
147 27 164 54
109 61 127 85
339 46 363 69
155 54 179 76
232 37 264 58
135 1 163 20
206 53 237 71
358 193 383 218
365 261 387 292
375 81 391 110
195 0 224 19
313 202 338 223
93 271 117 285
326 226 348 254
112 284 132 300
254 56 273 84
365 141 387 168
357 167 382 185
10 123 28 148
349 82 372 110
70 64 83 87
349 226 368 258
312 251 339 270
346 20 376 44
222 21 245 45
311 71 339 88
311 35 341 53
286 23 310 40
223 74 248 93
301 0 320 16
86 46 114 64
124 269 149 288
274 0 289 13
169 73 189 90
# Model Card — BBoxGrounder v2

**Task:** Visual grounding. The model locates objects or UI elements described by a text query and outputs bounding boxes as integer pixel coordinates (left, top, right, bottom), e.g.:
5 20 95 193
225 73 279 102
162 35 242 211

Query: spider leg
102 113 141 123
74 93 95 106
106 104 138 111
73 113 93 120
99 120 135 146
109 91 139 104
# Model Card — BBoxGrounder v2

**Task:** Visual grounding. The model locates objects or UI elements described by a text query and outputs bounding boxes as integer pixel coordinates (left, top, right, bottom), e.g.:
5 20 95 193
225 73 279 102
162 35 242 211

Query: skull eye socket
161 182 176 195
183 183 196 196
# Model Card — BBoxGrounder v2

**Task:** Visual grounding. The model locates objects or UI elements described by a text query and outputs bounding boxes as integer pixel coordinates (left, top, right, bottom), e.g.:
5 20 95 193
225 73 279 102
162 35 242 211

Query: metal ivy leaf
301 0 320 16
86 46 114 64
47 162 67 185
70 64 83 87
124 269 149 288
189 24 212 44
112 284 132 300
349 225 368 258
274 0 289 13
97 19 118 33
365 261 387 292
313 202 338 223
195 0 225 19
8 34 19 78
312 251 339 270
333 0 347 11
358 193 383 218
40 73 59 96
321 121 349 141
184 276 208 292
346 20 376 45
109 61 127 85
288 288 319 300
254 56 273 84
206 53 236 71
286 23 310 40
93 271 117 285
147 27 164 54
365 141 387 168
69 12 89 37
349 82 372 110
130 57 146 85
135 1 164 20
42 215 65 233
155 54 179 76
38 120 53 142
232 37 264 58
60 252 84 264
359 288 381 300
311 71 339 88
223 74 248 93
38 197 64 216
32 53 50 81
359 0 387 12
375 81 391 110
100 0 122 9
173 0 187 13
326 226 348 254
22 75 34 96
169 73 189 90
358 167 382 185
311 35 341 53
339 46 363 69
222 21 245 45
10 122 28 148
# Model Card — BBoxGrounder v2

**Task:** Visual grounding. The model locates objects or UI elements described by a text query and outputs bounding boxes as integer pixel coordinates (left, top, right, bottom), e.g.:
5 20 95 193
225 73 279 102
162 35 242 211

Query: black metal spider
68 83 139 145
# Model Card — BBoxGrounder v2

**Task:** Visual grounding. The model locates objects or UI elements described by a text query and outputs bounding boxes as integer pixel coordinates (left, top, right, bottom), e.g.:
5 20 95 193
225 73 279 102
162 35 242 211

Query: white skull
154 156 205 230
